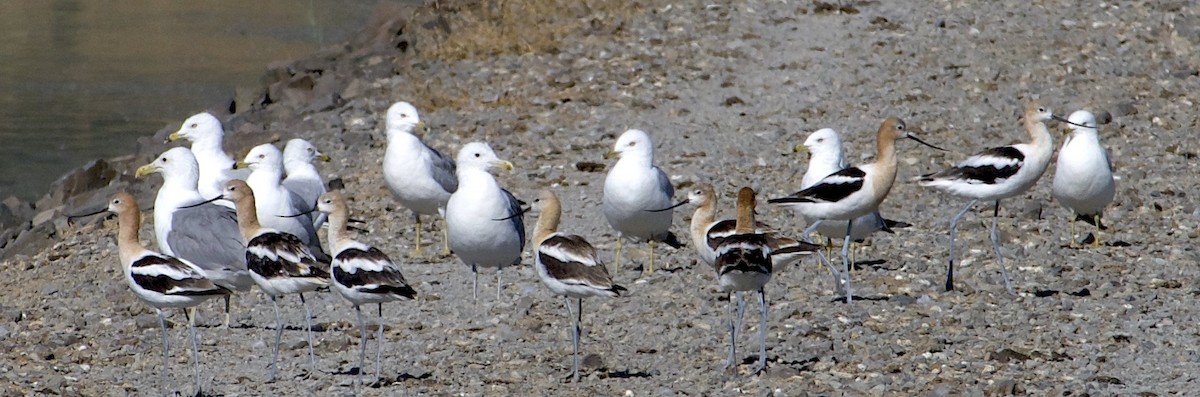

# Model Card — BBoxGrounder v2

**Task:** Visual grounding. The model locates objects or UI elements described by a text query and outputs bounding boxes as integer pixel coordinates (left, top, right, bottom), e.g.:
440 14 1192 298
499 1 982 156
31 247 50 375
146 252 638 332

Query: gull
219 180 331 381
919 100 1072 293
317 191 416 391
382 101 459 256
238 143 329 263
770 118 943 303
445 142 525 300
100 192 231 395
602 129 684 273
713 187 772 375
167 112 249 199
1051 110 1116 247
282 138 331 228
136 147 252 327
531 190 626 383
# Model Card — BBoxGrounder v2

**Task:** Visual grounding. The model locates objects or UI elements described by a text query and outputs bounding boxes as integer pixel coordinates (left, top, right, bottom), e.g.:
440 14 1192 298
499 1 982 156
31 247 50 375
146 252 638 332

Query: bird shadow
602 369 653 379
829 295 890 304
1060 233 1133 249
1032 288 1091 298
850 259 899 271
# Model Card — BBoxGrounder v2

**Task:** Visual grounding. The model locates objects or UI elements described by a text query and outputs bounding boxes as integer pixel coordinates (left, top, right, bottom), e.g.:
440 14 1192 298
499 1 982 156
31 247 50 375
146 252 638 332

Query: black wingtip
611 284 629 296
767 196 810 204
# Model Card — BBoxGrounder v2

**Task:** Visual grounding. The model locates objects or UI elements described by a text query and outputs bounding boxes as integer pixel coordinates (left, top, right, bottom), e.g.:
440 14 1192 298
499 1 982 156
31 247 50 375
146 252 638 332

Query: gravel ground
3 0 1200 395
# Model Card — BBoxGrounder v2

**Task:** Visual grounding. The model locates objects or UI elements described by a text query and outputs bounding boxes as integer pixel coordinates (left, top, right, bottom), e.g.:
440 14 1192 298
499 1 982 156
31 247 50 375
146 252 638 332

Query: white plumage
1052 110 1116 246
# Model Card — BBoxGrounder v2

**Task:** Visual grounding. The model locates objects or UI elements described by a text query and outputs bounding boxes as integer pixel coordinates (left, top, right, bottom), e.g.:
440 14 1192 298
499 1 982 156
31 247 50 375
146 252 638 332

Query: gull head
284 138 330 166
386 101 427 137
169 112 223 144
457 142 513 173
135 147 199 180
798 128 843 158
605 129 653 160
236 144 283 171
1066 110 1097 132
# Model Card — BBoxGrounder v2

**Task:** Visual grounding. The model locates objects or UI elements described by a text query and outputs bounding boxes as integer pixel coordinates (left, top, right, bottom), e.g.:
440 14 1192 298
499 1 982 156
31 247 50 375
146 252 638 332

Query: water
0 0 385 201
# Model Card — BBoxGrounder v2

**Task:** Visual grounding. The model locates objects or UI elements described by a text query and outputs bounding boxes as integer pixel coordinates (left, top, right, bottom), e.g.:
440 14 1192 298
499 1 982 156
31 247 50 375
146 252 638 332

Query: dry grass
412 0 646 61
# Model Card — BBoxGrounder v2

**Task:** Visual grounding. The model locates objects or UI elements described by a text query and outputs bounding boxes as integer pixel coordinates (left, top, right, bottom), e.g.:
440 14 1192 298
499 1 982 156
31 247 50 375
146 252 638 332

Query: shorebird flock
89 97 1117 393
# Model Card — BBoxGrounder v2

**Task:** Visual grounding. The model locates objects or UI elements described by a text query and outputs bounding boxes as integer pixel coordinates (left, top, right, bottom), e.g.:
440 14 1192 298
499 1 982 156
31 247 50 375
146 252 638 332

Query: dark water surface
0 1 385 200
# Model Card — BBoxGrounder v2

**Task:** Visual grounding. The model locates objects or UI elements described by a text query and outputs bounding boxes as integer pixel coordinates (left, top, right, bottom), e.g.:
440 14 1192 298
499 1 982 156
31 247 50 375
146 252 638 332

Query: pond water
0 0 386 201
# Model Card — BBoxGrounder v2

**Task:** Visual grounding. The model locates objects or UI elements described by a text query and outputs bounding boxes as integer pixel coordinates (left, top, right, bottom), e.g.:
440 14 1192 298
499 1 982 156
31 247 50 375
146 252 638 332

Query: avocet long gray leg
989 200 1014 294
156 309 170 394
298 293 317 372
801 220 845 296
841 220 854 304
752 287 768 375
946 199 978 291
184 309 204 395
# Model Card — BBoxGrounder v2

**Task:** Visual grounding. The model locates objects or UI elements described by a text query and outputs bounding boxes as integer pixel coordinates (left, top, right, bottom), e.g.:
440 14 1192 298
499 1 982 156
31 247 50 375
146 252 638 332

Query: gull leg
184 308 203 395
612 235 623 273
472 264 479 302
355 305 366 392
842 220 853 304
299 293 318 373
442 218 452 256
269 296 282 382
946 199 977 291
1092 214 1103 248
375 303 384 387
496 266 503 300
224 295 233 328
648 240 656 273
156 309 170 395
752 287 768 375
412 213 423 257
989 201 1014 294
802 221 843 296
1068 214 1079 248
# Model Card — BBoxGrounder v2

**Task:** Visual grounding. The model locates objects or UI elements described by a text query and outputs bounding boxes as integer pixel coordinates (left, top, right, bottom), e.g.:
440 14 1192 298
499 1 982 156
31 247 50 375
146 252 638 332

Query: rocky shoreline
3 0 1200 395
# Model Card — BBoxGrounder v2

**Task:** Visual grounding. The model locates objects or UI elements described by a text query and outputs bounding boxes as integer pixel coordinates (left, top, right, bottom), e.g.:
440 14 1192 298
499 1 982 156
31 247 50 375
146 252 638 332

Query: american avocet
221 179 331 381
317 191 416 390
282 138 331 228
102 192 231 395
685 183 819 269
238 143 330 263
714 187 773 375
919 100 1071 292
167 112 249 199
1052 110 1116 247
602 129 684 273
135 147 252 328
531 190 626 382
445 142 525 301
383 102 459 257
770 118 942 303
